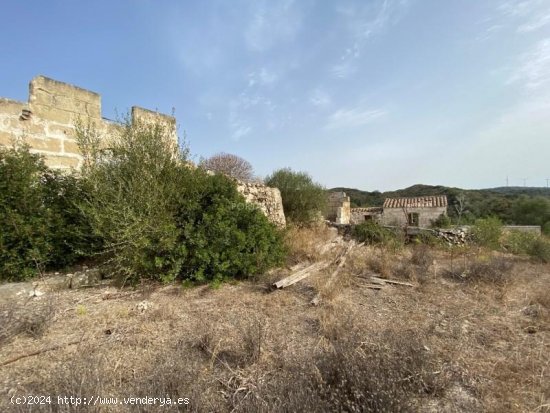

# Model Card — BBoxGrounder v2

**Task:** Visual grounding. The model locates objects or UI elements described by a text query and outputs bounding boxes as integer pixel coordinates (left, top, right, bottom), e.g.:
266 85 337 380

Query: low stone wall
503 225 541 235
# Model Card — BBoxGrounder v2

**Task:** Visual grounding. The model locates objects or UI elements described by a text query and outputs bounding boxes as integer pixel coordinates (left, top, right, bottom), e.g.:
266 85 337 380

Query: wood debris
272 261 330 289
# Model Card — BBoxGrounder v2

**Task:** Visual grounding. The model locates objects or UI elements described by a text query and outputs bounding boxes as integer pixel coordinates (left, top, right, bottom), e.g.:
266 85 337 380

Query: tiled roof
351 207 383 213
383 195 448 209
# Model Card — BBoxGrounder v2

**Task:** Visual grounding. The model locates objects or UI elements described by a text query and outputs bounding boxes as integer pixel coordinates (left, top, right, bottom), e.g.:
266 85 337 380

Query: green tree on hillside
512 197 550 226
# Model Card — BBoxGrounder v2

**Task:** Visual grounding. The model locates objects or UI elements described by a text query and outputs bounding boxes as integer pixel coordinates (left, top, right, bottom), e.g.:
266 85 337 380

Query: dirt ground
0 241 549 412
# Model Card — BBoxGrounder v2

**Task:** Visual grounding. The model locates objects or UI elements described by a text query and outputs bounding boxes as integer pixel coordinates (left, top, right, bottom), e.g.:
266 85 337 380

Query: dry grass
283 224 336 264
444 255 514 284
0 298 54 346
1 242 549 412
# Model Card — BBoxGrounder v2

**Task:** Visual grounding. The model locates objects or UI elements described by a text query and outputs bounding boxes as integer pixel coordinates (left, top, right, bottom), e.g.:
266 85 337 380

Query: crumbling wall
1 76 285 227
326 191 351 224
0 76 176 170
350 207 383 225
236 181 286 227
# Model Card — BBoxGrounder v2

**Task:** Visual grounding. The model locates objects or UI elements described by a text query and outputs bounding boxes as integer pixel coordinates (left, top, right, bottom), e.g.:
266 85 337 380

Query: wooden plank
363 284 384 290
272 261 329 289
369 276 414 287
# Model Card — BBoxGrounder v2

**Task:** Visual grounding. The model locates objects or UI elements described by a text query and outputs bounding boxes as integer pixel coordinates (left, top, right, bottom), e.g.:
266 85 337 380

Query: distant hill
329 184 550 224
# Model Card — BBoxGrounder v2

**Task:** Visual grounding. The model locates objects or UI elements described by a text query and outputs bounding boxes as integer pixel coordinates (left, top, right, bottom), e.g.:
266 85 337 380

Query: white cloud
231 125 252 141
517 12 550 32
245 0 302 52
331 0 410 78
496 0 550 33
227 91 278 140
508 38 550 90
326 107 387 129
310 89 331 107
248 68 278 87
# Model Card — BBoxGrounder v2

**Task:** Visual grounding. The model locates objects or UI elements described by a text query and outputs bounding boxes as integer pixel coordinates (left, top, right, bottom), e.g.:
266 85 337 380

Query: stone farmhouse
0 75 285 227
377 195 448 227
328 192 448 228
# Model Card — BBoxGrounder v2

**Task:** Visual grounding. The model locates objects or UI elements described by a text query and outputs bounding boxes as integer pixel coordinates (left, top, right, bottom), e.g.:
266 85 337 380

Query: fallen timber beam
272 261 330 289
369 276 414 287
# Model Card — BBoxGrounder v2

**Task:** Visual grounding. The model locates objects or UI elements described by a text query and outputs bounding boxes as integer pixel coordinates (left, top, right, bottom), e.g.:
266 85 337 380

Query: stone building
380 195 448 227
350 207 383 224
326 191 351 224
0 75 286 226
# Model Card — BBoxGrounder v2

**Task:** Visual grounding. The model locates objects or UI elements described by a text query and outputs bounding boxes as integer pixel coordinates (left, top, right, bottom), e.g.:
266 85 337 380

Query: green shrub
175 172 286 283
0 146 50 280
265 168 326 225
471 217 503 250
543 221 550 236
527 237 550 263
502 230 550 263
502 230 538 255
0 146 93 280
77 118 188 283
431 213 451 228
77 118 285 284
415 231 441 247
352 221 403 250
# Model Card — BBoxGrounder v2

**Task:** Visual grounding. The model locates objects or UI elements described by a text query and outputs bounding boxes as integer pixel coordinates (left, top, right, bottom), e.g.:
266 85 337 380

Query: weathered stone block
30 75 101 106
26 136 62 152
47 123 75 139
29 104 74 125
63 139 81 155
43 155 80 169
0 131 15 146
0 98 25 116
23 122 46 136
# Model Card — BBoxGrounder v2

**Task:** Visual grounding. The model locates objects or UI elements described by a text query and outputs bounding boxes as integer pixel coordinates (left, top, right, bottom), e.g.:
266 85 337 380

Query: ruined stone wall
0 76 176 170
350 207 383 225
381 206 447 228
236 181 286 227
326 191 351 224
1 76 285 227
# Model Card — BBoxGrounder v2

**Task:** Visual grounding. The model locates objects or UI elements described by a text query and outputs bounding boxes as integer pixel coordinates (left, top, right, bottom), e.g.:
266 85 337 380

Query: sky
1 0 550 191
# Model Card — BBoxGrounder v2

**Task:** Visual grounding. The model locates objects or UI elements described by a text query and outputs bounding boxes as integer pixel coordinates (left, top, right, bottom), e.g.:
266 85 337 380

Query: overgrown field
1 232 548 412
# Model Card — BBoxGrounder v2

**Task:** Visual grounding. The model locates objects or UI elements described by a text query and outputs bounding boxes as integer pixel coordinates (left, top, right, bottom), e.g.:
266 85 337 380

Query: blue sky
1 0 550 190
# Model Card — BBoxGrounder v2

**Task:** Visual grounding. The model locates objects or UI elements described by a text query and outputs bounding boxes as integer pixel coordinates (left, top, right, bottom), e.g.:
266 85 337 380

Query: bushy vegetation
0 145 95 281
352 221 404 251
431 213 452 228
512 197 550 234
471 217 503 249
0 120 284 284
265 168 327 225
77 118 285 284
501 228 550 263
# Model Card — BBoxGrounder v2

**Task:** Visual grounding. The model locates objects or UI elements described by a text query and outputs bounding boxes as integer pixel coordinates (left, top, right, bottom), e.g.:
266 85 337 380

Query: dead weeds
1 240 549 412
